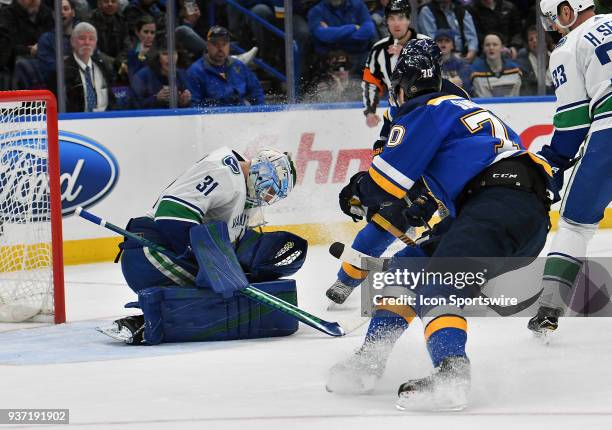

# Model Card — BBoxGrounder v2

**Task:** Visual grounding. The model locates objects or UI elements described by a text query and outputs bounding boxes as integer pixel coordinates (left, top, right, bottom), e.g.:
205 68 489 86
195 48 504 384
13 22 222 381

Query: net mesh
0 100 55 322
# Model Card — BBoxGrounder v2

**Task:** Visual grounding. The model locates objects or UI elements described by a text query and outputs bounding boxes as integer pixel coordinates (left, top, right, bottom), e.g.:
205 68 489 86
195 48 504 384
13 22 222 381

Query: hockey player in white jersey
109 147 307 343
528 1 612 334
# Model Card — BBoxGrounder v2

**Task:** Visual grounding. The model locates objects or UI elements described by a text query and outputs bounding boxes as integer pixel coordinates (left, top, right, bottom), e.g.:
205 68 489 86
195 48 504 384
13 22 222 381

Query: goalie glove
339 171 368 222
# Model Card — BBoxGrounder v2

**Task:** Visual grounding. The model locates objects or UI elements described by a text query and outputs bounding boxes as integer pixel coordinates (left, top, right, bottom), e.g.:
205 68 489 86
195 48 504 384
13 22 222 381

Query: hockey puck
329 242 345 259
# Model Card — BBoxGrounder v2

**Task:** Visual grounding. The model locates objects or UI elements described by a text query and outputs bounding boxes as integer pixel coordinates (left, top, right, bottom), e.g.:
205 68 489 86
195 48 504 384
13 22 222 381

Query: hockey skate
96 315 145 345
326 342 391 394
396 356 471 411
326 279 356 310
528 306 562 343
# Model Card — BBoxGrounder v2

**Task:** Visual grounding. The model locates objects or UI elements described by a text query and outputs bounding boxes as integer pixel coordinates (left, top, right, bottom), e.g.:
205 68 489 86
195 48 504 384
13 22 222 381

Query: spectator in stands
37 0 77 83
468 0 523 58
72 0 94 20
417 0 478 62
516 25 553 96
187 25 264 107
471 32 521 97
435 29 472 95
90 0 131 81
175 1 258 65
247 1 312 76
123 0 165 35
307 0 376 76
175 0 207 59
370 0 390 39
129 39 192 109
305 49 360 102
127 14 156 84
0 0 54 89
49 22 116 111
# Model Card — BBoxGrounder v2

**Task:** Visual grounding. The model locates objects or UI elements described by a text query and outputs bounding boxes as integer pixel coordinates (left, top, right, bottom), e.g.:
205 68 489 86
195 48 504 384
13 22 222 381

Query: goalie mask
248 149 297 207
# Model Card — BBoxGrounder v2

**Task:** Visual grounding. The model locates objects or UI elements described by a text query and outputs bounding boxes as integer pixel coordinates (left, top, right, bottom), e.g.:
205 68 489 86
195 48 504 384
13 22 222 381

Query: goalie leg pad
135 280 299 344
236 229 308 282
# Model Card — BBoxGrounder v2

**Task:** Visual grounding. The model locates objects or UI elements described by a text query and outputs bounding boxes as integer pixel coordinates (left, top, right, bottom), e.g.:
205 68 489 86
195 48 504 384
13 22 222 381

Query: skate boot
325 343 390 394
97 315 145 345
396 356 471 411
326 279 356 310
528 306 562 336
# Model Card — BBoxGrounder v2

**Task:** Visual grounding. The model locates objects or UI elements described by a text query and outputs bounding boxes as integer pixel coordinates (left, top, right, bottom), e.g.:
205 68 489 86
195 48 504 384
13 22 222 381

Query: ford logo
0 130 118 220
59 131 119 215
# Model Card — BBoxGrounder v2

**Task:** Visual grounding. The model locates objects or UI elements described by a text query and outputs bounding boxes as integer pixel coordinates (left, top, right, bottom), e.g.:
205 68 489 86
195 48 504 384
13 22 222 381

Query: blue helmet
390 39 442 106
248 149 296 207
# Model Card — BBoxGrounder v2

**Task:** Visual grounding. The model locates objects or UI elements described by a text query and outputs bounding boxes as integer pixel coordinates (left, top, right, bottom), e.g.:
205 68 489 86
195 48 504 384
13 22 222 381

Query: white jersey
549 14 612 150
147 147 251 243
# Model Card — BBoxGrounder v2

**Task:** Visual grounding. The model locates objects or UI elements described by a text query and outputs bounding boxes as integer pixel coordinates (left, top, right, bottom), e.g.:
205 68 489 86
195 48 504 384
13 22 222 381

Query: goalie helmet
248 149 296 207
540 0 594 30
390 39 442 106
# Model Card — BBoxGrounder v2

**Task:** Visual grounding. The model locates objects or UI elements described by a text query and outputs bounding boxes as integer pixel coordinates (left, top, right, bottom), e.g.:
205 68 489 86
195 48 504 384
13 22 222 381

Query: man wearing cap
435 29 472 95
187 25 265 107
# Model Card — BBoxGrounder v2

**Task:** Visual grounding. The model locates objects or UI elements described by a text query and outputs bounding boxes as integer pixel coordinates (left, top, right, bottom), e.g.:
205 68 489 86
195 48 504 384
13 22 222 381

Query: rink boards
54 97 611 265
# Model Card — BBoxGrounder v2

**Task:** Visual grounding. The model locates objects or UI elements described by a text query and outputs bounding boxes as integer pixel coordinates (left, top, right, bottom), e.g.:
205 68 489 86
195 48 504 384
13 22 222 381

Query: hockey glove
403 191 438 227
339 171 368 222
372 138 386 157
538 145 574 193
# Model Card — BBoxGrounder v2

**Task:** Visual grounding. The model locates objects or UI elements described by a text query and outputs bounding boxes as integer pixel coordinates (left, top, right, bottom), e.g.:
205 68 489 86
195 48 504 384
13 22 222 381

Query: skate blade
96 325 133 343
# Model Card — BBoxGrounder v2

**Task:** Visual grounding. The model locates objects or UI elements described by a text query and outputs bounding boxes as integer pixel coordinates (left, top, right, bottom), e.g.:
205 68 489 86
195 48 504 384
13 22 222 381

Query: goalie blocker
118 218 308 344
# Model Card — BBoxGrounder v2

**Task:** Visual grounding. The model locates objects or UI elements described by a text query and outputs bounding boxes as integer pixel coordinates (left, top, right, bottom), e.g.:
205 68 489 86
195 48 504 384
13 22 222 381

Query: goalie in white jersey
112 147 307 344
529 0 612 334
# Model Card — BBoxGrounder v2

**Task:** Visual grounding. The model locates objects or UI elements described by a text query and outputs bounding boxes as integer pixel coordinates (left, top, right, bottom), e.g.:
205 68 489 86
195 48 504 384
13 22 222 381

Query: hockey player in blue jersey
326 39 469 308
326 39 553 410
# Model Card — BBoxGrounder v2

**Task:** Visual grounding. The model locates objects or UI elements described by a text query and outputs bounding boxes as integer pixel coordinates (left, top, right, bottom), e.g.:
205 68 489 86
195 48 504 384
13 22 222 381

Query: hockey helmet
390 39 442 106
540 0 595 30
385 0 412 19
248 149 297 206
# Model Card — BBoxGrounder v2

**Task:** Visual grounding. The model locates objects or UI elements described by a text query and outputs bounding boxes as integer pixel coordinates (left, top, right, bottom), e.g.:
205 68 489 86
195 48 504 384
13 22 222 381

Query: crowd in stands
0 0 609 112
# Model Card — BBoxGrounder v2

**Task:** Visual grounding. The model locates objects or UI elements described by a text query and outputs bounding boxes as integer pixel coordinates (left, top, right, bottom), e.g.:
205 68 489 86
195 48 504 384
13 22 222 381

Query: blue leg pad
137 279 299 344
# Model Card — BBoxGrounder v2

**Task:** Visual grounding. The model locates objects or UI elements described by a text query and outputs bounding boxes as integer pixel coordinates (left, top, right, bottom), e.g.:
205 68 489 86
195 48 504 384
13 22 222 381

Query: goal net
0 91 65 323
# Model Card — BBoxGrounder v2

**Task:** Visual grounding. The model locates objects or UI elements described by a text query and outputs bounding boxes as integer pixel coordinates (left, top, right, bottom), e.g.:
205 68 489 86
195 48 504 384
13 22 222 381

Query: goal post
0 90 65 324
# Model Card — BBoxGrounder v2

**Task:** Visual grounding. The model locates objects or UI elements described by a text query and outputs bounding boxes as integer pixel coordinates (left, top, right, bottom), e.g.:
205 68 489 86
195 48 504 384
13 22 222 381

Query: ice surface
0 232 611 429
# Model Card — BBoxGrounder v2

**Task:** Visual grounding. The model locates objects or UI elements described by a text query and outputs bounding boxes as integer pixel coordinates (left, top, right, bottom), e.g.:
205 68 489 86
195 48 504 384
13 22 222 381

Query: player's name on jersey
372 294 519 308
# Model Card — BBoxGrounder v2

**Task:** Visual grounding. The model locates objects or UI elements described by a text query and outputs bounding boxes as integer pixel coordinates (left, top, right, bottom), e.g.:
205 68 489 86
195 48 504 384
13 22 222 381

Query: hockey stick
75 207 353 337
329 241 542 317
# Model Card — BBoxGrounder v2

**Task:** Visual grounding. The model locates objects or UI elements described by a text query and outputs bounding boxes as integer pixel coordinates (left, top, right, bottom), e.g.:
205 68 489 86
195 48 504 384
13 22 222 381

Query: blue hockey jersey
365 92 551 216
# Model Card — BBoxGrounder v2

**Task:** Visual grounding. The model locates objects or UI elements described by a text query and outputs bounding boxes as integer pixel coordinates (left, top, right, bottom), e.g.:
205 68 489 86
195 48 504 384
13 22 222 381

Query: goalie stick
328 241 542 317
76 207 365 337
